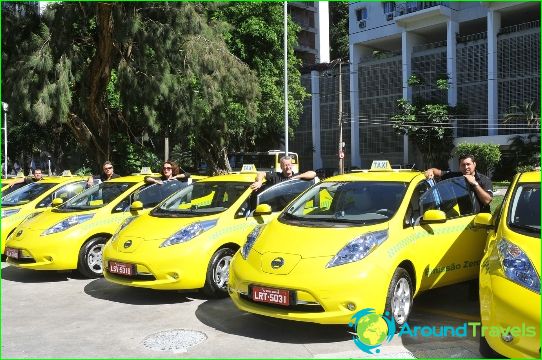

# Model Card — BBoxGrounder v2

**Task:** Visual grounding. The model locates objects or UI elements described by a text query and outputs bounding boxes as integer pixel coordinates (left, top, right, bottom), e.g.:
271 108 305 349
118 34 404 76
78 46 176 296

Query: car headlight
241 225 265 260
41 214 95 236
326 230 388 268
110 216 138 243
159 219 218 248
497 238 540 293
2 208 20 218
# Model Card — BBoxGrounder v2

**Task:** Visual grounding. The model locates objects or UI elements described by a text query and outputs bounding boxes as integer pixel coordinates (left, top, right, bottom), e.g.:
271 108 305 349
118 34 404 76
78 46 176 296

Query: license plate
108 261 135 276
5 247 19 259
251 286 290 306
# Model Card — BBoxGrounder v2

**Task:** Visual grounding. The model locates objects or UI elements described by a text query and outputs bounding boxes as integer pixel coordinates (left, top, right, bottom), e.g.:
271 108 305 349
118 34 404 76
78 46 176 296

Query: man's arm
424 168 444 179
250 171 267 190
292 170 316 180
9 177 25 186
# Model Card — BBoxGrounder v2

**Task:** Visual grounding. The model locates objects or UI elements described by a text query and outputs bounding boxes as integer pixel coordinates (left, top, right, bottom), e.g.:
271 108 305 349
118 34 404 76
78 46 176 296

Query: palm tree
504 101 540 130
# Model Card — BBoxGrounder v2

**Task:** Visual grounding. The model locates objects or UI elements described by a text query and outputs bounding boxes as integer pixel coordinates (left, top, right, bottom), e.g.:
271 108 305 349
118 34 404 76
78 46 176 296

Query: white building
346 1 540 168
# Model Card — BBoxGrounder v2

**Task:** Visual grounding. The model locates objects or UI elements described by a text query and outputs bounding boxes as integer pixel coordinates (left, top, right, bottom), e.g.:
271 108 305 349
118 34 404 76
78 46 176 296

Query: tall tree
329 2 349 60
210 2 307 151
3 2 260 174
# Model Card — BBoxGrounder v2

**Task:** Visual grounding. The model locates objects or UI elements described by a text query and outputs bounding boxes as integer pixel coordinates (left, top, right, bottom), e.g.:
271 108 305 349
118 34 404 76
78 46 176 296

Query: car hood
22 209 95 231
253 219 388 259
118 213 221 242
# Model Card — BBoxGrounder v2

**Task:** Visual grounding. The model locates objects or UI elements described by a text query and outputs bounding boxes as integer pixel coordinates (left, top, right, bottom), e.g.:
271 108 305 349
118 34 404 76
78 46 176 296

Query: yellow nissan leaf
475 170 540 358
5 174 190 278
1 174 87 254
229 161 489 326
102 171 316 297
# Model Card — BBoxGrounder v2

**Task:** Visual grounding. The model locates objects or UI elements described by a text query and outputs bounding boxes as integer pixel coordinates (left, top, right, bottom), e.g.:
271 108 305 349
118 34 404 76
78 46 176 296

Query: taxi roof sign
139 167 153 175
370 160 393 171
240 164 257 172
61 170 73 176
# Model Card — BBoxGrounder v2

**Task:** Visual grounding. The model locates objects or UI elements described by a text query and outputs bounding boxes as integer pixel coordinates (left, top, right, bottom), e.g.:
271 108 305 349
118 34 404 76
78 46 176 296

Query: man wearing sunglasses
87 161 121 187
144 160 190 185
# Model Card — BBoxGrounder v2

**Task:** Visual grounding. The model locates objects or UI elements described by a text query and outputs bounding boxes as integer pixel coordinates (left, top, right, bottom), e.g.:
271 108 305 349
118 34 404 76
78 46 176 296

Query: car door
404 177 488 290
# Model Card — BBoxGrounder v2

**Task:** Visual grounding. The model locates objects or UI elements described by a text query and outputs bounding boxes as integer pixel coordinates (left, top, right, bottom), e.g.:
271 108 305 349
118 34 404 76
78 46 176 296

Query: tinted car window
420 177 475 218
508 182 540 236
2 182 57 206
36 181 87 208
258 179 316 212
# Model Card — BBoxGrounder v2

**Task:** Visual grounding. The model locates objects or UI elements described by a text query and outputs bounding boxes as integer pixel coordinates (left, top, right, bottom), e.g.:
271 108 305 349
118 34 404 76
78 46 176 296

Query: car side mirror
52 198 64 207
254 203 272 216
130 200 144 211
421 209 446 223
474 213 493 227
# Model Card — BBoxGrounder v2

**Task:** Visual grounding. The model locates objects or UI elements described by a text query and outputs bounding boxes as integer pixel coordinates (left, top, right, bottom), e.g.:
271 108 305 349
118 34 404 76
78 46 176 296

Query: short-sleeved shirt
441 171 493 213
265 172 296 187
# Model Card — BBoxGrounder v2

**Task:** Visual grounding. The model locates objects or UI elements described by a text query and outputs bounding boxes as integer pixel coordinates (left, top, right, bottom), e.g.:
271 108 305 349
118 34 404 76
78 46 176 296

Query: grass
490 195 504 215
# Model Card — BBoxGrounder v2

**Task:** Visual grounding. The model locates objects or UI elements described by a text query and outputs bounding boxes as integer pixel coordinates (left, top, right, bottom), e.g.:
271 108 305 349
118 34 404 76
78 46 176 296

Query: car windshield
152 181 250 217
58 182 137 211
507 182 540 236
1 182 58 206
132 180 188 208
280 181 407 227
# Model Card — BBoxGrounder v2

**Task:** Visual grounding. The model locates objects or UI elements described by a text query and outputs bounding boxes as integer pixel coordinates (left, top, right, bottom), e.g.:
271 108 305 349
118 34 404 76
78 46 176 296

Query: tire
479 335 504 358
384 267 413 330
202 248 235 298
77 237 107 278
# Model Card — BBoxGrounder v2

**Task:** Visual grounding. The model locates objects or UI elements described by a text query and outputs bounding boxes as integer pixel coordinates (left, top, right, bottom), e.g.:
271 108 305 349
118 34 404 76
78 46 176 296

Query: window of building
355 8 368 21
383 2 396 14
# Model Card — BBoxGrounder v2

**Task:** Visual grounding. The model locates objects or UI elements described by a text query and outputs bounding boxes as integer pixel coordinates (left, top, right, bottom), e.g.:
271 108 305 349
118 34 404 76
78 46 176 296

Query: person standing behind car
86 161 121 187
250 155 316 190
144 160 190 185
9 168 44 187
424 154 493 213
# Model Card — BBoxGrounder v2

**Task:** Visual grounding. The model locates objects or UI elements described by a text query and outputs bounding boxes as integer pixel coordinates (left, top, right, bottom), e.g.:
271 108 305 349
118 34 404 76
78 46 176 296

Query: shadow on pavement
195 297 350 344
84 278 199 305
1 265 70 283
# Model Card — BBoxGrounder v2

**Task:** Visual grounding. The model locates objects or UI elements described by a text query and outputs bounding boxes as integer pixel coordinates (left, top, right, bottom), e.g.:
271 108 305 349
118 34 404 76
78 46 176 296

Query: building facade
293 2 539 172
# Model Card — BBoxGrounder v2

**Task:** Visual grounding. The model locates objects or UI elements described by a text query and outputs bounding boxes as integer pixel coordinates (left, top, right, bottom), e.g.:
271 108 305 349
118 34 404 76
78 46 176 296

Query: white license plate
5 247 19 259
251 286 290 306
108 261 134 276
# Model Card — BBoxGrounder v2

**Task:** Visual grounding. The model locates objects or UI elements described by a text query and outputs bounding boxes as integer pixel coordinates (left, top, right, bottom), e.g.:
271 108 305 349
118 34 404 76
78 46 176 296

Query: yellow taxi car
102 170 316 297
474 170 540 358
5 174 190 278
229 161 489 326
2 173 87 254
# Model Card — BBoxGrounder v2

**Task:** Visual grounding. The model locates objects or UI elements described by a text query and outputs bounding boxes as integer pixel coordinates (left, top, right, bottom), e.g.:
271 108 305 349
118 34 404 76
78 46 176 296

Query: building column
447 20 459 143
311 70 323 170
349 44 363 167
316 2 330 64
401 31 423 165
487 10 500 136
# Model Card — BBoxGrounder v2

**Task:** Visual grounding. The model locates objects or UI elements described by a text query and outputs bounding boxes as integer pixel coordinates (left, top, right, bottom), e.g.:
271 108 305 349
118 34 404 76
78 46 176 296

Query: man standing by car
425 154 493 213
251 155 316 190
86 161 121 187
9 168 44 187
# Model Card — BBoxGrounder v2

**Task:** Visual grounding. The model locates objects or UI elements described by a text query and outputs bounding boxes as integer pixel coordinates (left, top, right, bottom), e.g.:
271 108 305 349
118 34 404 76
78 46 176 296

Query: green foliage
407 74 422 87
110 134 161 176
392 99 454 168
504 101 540 129
329 2 349 60
453 143 502 175
508 134 540 172
74 167 92 176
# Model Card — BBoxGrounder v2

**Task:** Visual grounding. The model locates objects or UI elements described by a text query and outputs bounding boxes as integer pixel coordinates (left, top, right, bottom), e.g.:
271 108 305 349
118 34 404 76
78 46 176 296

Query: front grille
106 271 156 281
240 294 325 313
10 257 36 264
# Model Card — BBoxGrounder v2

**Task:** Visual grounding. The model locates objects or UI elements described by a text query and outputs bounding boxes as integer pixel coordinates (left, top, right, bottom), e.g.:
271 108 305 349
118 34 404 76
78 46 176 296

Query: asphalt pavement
1 262 485 358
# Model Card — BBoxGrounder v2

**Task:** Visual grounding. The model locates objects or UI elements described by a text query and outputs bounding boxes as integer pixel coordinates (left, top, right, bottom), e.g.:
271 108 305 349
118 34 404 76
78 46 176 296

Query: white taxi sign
241 164 257 172
139 167 153 175
370 160 392 171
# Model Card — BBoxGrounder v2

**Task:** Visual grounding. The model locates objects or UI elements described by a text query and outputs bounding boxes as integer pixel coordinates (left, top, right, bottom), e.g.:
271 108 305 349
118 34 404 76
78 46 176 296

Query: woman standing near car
145 160 190 185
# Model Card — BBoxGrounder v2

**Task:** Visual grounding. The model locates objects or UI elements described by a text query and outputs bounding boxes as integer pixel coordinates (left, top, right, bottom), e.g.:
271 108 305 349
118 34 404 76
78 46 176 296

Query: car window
258 179 316 212
133 181 187 208
420 177 475 219
36 181 87 208
58 182 137 211
2 182 57 206
507 182 540 236
404 180 432 227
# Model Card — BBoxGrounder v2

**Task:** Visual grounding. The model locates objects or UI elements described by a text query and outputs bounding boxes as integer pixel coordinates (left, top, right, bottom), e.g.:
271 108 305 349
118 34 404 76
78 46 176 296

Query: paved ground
1 262 485 358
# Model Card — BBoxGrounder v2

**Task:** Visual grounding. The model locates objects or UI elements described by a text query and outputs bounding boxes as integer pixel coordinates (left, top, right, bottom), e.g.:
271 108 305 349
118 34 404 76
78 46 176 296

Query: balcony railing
394 2 449 17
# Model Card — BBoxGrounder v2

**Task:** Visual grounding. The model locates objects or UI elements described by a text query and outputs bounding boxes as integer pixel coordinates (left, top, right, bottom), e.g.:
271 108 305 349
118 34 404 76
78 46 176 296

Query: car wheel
202 248 235 298
385 267 413 329
479 335 504 358
77 237 107 278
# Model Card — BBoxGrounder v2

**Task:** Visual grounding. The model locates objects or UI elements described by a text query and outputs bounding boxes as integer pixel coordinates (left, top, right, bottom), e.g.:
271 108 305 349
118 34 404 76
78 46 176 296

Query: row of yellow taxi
2 163 539 358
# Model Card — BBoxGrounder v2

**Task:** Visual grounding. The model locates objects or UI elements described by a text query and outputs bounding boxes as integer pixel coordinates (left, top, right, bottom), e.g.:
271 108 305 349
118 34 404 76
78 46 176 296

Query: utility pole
338 61 345 174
